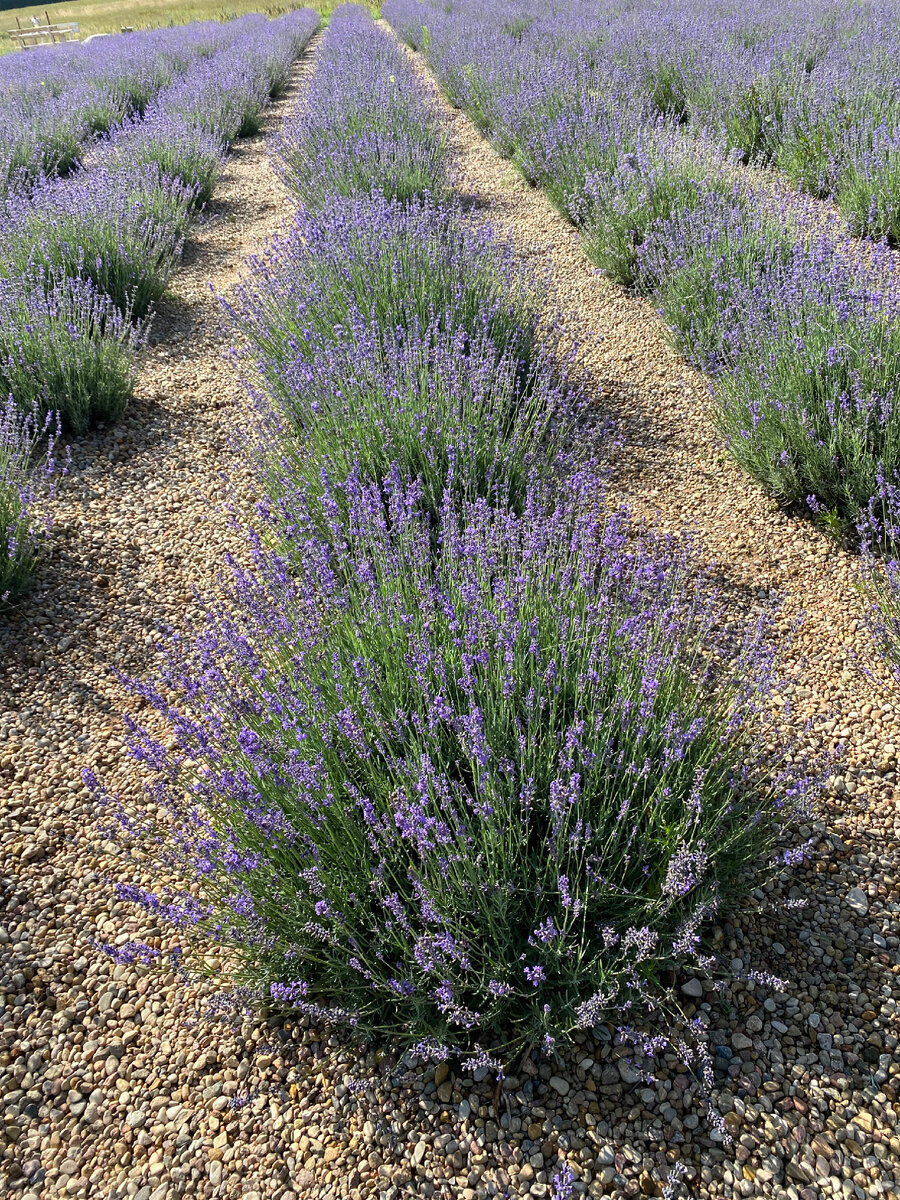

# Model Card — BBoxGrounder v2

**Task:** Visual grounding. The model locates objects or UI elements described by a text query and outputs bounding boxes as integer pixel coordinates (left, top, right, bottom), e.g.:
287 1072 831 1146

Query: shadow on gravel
456 190 492 212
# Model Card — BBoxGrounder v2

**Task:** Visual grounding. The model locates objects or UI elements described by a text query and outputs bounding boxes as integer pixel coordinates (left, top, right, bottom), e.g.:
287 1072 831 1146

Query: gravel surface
1 23 899 1200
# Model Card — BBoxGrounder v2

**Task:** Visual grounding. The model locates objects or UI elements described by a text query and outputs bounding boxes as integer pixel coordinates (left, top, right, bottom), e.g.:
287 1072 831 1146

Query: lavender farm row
275 3 448 205
101 10 815 1147
0 21 249 198
1 10 320 423
0 12 315 196
0 11 320 604
382 0 900 676
387 0 900 242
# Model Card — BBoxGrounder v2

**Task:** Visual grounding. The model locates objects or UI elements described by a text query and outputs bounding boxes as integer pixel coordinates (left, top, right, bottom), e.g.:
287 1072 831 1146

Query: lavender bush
0 275 142 432
642 192 796 373
276 5 448 207
104 112 226 209
151 40 273 147
644 191 900 534
1 164 196 319
230 195 545 397
713 237 900 533
248 316 579 534
836 122 900 245
0 97 88 195
102 474 812 1051
0 399 58 601
580 137 735 289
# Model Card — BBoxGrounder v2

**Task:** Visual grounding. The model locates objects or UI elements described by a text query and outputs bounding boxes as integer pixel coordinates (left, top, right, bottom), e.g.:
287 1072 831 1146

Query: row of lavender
0 10 320 600
0 22 244 197
102 5 814 1074
382 0 900 676
389 0 900 243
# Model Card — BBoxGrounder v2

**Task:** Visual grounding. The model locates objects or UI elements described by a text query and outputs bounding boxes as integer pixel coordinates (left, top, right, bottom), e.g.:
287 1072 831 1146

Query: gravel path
2 23 899 1200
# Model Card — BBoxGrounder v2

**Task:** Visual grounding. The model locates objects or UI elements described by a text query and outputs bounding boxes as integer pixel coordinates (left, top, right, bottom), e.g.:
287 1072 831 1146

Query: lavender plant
643 192 796 373
1 165 196 319
247 315 580 534
0 97 88 195
104 112 226 209
580 137 735 289
230 195 545 393
645 190 900 534
837 122 900 245
0 399 59 601
276 5 449 207
151 46 271 147
717 73 792 166
0 275 142 431
102 474 812 1051
712 236 900 532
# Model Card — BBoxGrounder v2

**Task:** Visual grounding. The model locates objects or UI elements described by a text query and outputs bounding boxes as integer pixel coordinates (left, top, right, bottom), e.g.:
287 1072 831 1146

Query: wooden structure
6 12 80 47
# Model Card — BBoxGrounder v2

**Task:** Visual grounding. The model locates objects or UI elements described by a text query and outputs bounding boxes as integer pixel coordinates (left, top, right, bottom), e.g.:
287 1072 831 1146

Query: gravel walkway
1 24 899 1200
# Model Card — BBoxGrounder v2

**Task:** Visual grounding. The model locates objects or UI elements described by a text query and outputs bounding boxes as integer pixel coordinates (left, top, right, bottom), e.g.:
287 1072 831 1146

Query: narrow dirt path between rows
0 41 330 1200
386 29 900 1200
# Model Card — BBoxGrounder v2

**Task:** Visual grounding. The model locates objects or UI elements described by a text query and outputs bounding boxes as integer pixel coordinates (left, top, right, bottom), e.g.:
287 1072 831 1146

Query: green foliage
0 275 140 432
581 142 734 289
721 76 789 164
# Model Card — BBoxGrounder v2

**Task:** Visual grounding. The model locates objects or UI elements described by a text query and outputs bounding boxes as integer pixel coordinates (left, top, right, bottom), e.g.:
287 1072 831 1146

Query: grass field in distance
0 0 337 49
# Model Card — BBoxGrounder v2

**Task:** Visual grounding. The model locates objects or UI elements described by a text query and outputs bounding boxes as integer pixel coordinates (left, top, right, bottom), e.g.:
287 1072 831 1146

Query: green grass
0 0 342 49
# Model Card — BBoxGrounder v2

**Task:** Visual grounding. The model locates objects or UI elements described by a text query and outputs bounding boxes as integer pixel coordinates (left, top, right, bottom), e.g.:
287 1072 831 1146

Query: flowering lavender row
98 12 321 212
96 4 815 1057
0 20 242 197
383 1 900 547
276 4 448 206
228 191 565 529
0 399 60 601
0 11 320 431
384 0 900 695
645 192 900 537
384 0 900 243
239 1 561 526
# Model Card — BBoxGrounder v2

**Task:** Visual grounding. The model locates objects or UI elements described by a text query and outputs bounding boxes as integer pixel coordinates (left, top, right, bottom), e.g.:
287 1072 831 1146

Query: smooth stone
618 1061 643 1085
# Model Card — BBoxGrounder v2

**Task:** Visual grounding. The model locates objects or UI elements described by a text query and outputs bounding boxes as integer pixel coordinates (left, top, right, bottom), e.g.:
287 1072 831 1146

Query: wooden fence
6 12 80 47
